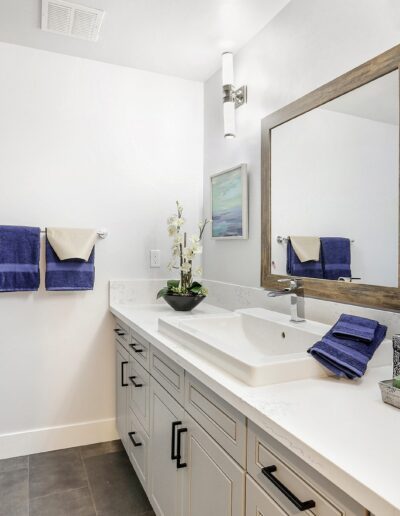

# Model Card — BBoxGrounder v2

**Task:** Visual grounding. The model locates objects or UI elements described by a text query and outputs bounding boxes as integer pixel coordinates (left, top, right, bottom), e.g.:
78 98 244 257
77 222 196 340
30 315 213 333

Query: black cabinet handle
128 431 142 447
171 421 182 460
114 328 125 336
129 343 144 353
176 427 187 469
261 466 315 511
121 361 128 387
129 376 143 388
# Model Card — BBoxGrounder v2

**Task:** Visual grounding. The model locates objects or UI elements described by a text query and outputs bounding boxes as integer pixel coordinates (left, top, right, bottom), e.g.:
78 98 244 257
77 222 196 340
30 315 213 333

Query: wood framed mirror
261 44 400 311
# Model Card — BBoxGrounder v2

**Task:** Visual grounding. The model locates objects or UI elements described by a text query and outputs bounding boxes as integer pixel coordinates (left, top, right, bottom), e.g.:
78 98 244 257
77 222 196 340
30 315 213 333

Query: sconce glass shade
223 101 235 138
222 52 234 85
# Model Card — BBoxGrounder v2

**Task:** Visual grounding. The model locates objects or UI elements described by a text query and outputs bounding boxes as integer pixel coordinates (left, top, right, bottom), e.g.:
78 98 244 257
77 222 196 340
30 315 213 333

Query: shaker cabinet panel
247 421 366 516
116 341 130 451
129 330 151 371
113 318 130 348
126 407 149 492
128 356 150 434
150 347 185 405
184 373 247 467
183 414 245 516
246 474 288 516
148 378 185 516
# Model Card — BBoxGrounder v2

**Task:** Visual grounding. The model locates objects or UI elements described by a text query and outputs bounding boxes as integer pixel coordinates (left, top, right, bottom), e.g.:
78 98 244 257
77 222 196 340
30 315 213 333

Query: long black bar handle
129 343 144 354
171 421 182 460
114 328 126 336
128 431 142 447
176 428 188 469
129 376 143 388
261 466 316 512
121 361 128 387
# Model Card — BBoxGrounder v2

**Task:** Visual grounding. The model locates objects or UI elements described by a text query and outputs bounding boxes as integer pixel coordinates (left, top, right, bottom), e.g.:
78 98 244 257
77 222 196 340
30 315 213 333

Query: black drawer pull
129 376 143 388
114 328 125 336
176 427 187 469
121 361 128 387
129 343 144 353
128 431 142 447
171 421 182 460
261 466 315 511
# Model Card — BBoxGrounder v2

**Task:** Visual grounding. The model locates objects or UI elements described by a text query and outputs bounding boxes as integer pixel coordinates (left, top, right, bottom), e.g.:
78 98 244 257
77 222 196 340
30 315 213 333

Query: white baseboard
0 418 119 459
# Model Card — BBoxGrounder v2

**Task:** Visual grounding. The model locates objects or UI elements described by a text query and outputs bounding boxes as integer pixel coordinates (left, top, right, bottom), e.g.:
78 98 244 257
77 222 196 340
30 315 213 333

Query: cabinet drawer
150 347 185 405
129 330 150 371
128 356 150 434
126 408 149 492
247 421 366 516
246 474 288 516
184 374 246 467
113 318 130 347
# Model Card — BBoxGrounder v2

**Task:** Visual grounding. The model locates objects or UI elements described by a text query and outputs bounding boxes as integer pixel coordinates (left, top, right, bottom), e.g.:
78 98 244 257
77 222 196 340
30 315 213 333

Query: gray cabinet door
116 342 129 450
148 378 185 516
246 474 288 516
183 414 245 516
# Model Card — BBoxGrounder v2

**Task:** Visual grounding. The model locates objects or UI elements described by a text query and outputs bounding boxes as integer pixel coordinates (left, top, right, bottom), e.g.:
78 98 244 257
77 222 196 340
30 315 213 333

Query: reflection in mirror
270 71 399 287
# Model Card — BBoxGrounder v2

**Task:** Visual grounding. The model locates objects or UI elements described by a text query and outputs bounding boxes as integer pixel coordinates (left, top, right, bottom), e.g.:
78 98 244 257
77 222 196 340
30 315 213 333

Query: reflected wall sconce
222 52 247 139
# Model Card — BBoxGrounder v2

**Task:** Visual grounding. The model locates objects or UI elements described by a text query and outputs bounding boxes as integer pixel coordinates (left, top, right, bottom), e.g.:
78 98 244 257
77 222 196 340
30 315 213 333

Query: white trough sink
158 308 392 386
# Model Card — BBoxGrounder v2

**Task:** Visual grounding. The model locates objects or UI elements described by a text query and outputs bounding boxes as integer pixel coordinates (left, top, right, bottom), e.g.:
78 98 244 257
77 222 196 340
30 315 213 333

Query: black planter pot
163 294 205 312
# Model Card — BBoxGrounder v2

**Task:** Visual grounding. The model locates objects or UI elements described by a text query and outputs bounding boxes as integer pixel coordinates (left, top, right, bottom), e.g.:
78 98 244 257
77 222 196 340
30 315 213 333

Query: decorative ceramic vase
163 294 205 312
393 335 400 377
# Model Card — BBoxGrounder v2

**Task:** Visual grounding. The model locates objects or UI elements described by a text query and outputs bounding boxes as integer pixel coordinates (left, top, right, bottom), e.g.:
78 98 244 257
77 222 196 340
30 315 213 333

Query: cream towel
46 228 97 261
290 236 321 263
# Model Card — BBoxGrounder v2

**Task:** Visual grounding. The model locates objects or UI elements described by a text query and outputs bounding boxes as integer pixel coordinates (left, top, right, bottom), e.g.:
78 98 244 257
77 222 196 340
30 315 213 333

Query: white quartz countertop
110 302 400 516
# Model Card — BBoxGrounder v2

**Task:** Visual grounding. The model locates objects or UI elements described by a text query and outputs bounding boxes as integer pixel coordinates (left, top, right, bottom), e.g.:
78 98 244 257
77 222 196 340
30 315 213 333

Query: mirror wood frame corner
261 44 400 311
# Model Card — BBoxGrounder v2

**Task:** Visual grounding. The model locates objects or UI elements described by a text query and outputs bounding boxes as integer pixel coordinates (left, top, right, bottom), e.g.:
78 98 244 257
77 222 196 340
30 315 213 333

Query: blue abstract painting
211 167 246 238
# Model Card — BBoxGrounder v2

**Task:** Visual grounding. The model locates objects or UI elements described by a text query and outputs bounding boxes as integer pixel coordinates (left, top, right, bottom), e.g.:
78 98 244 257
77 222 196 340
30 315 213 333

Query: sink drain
281 332 286 339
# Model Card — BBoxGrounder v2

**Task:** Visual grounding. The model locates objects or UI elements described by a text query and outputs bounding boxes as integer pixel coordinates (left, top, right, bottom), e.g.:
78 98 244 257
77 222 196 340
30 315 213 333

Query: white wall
203 0 400 288
0 42 203 457
271 108 399 286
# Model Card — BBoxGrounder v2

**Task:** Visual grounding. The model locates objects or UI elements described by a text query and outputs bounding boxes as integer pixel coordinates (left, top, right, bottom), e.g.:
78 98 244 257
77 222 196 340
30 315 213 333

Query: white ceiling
322 70 399 125
0 0 290 81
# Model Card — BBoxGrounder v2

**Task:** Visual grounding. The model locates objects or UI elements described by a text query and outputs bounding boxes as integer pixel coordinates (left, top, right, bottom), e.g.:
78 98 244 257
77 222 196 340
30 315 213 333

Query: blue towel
332 314 378 343
308 315 387 379
45 238 95 291
320 237 351 280
0 226 40 292
286 241 323 278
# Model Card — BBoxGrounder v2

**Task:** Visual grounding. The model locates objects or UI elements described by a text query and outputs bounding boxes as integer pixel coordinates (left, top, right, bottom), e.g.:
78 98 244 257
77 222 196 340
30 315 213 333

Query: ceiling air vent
41 0 104 41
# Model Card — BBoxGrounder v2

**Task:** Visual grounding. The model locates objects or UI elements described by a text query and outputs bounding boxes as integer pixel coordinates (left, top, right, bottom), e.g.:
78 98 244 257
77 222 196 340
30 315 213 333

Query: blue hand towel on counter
286 240 323 278
332 314 379 343
320 237 351 280
0 226 40 292
308 315 387 379
45 238 95 291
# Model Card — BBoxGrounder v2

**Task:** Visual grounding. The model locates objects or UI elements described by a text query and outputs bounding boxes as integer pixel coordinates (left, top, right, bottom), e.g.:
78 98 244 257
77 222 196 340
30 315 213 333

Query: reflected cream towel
46 228 97 261
290 236 321 263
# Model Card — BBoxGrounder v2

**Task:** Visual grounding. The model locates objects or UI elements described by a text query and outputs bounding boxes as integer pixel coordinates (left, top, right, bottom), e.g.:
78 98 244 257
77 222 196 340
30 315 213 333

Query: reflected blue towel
320 237 351 280
45 239 95 291
0 226 40 292
332 314 378 343
286 241 323 278
308 315 387 379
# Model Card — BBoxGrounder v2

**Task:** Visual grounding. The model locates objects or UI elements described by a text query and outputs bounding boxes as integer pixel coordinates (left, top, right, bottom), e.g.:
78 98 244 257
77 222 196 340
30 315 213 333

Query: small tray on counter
379 379 400 409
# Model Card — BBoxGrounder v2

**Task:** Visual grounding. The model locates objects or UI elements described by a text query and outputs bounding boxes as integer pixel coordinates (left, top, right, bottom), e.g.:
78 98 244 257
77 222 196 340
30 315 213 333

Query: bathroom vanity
111 303 382 516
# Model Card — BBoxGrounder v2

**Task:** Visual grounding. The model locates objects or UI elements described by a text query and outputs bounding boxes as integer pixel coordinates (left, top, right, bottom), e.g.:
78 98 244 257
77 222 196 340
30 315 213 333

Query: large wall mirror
261 45 400 310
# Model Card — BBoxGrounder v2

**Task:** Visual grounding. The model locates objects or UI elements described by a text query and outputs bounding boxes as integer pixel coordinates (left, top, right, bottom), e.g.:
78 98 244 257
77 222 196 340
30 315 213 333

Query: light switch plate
150 249 161 268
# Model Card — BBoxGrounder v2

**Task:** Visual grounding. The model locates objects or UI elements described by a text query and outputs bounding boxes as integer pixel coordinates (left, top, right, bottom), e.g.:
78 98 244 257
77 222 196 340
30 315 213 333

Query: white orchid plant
157 201 209 299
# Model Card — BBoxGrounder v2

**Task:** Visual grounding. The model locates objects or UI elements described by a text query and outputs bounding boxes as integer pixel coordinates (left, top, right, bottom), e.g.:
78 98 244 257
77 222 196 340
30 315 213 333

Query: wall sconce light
222 52 247 139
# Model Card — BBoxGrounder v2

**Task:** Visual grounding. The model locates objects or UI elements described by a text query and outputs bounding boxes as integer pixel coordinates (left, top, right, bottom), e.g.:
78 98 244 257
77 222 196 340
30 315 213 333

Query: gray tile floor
0 440 155 516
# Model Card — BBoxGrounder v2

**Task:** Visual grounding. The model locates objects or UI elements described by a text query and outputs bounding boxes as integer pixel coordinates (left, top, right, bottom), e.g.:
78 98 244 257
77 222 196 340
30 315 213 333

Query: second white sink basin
158 308 392 386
